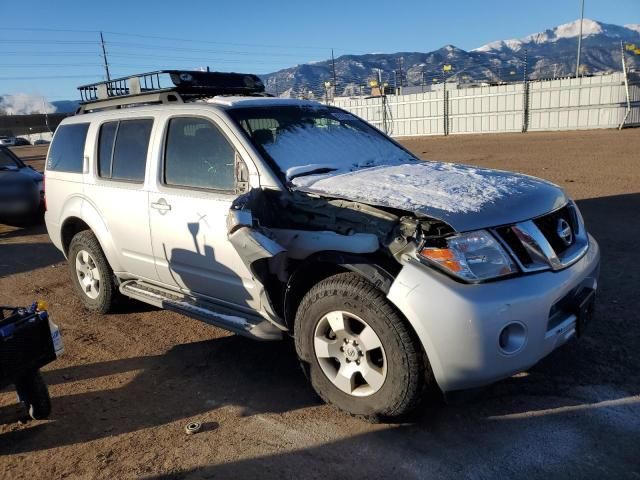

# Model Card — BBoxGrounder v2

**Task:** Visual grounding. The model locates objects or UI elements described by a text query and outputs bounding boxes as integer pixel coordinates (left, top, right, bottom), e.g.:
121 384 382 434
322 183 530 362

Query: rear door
82 117 158 281
148 114 260 311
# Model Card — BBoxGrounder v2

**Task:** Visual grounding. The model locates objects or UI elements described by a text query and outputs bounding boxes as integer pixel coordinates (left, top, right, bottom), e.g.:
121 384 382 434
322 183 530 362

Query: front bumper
387 234 600 393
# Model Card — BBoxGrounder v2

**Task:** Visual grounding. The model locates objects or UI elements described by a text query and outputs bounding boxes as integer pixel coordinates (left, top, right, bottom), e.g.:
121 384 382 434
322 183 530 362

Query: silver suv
44 71 600 419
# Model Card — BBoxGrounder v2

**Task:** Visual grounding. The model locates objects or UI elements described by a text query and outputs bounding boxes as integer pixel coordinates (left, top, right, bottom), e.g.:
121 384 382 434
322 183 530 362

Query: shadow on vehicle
2 193 637 466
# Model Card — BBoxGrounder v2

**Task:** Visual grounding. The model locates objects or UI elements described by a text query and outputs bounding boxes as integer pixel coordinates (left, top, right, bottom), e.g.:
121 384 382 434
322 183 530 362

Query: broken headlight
419 230 516 281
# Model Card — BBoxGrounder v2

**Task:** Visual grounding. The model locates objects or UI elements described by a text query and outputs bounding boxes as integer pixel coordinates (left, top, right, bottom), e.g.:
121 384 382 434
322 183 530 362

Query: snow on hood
293 161 568 232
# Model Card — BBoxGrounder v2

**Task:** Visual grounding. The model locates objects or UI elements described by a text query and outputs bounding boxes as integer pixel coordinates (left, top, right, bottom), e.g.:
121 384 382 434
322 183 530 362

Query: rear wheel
295 272 429 420
68 230 117 314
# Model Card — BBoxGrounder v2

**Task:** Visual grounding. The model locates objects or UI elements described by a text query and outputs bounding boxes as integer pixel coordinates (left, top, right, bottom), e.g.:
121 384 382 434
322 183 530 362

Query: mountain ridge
261 19 640 98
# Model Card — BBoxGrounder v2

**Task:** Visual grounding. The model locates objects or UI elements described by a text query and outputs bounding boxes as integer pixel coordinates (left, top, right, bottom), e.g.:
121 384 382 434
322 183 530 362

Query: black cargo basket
0 307 56 387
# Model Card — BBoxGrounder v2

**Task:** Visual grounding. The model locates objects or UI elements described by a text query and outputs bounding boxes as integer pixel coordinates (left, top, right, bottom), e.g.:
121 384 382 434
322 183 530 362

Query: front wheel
294 272 429 420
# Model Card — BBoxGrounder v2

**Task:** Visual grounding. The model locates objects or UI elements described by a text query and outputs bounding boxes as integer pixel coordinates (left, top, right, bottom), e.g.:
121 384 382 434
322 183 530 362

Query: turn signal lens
36 300 48 311
419 248 463 272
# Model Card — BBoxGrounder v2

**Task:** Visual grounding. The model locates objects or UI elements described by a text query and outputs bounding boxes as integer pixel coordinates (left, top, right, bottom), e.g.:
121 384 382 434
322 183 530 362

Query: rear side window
98 119 153 182
0 148 20 168
164 117 236 191
98 122 117 177
47 123 89 172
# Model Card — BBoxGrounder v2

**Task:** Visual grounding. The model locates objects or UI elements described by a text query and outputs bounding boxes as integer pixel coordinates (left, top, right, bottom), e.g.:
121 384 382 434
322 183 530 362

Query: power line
0 40 100 45
103 41 311 57
0 75 104 80
0 51 104 56
0 52 288 65
1 40 323 58
1 27 333 51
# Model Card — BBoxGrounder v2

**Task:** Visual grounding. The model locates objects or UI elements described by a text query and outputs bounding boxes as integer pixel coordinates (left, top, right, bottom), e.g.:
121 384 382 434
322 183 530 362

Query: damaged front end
227 188 454 328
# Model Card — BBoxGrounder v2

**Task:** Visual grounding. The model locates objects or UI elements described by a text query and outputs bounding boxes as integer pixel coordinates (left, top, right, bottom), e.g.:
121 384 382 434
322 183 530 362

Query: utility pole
576 0 585 78
522 49 529 133
398 56 405 89
619 40 631 129
442 66 448 136
41 97 51 133
331 49 338 97
100 31 111 81
375 69 389 135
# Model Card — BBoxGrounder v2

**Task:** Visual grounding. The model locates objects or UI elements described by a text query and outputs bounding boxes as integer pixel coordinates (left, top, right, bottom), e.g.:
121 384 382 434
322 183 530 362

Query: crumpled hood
292 161 568 232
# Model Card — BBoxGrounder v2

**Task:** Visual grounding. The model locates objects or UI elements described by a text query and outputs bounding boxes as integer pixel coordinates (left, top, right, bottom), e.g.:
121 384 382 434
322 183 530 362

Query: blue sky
0 0 638 101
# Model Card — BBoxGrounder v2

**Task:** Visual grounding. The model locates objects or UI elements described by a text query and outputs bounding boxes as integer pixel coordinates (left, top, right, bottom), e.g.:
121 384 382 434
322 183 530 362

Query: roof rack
77 70 267 113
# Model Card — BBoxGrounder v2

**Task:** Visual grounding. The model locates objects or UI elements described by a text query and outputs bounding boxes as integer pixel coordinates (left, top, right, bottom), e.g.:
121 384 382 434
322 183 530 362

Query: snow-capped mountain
474 19 636 52
261 19 639 97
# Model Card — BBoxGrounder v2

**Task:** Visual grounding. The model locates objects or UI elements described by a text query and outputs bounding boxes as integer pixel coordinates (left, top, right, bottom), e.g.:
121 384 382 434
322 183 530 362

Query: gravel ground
1 129 639 479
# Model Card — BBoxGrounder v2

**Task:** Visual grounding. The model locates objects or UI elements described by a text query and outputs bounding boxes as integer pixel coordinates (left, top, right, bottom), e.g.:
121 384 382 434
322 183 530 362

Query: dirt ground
1 129 639 479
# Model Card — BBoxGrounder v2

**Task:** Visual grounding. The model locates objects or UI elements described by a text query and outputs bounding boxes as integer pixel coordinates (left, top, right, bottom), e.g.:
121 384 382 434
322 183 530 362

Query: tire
294 272 429 420
68 230 117 314
16 370 51 420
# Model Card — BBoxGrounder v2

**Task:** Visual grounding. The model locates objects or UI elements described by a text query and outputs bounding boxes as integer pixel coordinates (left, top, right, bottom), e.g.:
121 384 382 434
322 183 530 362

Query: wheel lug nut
359 351 364 356
344 338 349 344
355 360 360 365
339 346 344 352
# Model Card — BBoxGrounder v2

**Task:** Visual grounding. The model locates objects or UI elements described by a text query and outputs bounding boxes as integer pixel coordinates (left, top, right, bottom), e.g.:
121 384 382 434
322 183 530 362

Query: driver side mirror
235 153 249 194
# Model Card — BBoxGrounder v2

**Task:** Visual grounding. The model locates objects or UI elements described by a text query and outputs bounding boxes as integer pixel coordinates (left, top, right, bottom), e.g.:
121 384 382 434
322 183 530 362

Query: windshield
0 148 20 169
228 105 416 182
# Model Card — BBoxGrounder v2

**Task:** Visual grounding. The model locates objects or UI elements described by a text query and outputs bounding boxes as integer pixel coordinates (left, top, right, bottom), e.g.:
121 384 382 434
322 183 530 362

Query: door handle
151 199 172 212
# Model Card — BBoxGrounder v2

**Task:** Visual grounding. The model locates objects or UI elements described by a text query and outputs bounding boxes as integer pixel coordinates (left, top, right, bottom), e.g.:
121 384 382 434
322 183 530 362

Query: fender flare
282 251 398 328
61 196 123 273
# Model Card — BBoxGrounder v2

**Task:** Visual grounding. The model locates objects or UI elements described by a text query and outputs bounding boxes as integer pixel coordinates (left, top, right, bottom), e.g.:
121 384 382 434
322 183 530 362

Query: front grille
532 205 578 256
493 202 588 272
495 225 533 266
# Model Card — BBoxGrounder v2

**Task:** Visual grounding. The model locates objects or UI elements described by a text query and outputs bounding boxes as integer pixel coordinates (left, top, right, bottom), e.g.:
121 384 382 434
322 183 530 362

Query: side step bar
119 281 283 341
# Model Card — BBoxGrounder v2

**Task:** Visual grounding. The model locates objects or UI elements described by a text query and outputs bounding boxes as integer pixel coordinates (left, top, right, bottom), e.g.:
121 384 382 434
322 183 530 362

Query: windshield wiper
289 167 337 181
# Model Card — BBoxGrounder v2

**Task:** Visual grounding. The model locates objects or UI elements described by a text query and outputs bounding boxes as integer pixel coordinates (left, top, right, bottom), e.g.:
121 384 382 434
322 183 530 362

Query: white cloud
0 94 56 115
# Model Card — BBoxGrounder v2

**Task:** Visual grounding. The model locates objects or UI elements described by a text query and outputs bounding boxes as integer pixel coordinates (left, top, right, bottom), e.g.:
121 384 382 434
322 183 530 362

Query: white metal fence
333 72 640 136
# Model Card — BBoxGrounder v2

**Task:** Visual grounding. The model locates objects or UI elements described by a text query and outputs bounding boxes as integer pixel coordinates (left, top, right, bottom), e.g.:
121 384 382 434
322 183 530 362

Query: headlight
419 230 517 281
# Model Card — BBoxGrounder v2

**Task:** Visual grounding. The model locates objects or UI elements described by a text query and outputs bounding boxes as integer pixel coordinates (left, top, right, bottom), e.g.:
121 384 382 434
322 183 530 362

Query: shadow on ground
0 194 638 478
143 400 640 479
0 223 63 277
0 336 318 453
